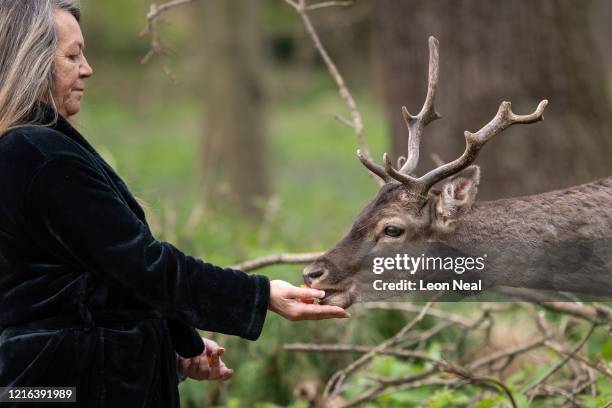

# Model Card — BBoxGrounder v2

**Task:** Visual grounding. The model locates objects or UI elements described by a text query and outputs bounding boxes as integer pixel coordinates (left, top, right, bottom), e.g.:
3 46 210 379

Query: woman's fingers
294 303 350 320
204 338 224 379
269 280 351 321
187 337 232 381
219 362 233 381
203 338 223 356
287 285 325 300
208 354 222 378
184 356 209 380
181 350 234 381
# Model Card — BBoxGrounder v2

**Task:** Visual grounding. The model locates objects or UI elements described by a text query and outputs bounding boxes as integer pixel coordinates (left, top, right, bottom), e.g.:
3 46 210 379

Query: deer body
440 176 612 298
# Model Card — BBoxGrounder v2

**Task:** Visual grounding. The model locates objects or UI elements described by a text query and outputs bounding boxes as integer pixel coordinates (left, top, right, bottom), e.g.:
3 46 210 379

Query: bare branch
544 340 612 379
339 370 440 408
522 323 597 395
497 287 612 323
283 343 444 365
306 1 354 11
334 115 355 128
323 301 434 398
283 0 387 186
439 362 518 408
231 251 323 272
468 335 551 371
141 0 197 64
362 301 473 327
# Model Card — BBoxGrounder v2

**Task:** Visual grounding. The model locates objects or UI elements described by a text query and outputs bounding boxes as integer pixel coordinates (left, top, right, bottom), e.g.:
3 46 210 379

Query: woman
0 1 349 406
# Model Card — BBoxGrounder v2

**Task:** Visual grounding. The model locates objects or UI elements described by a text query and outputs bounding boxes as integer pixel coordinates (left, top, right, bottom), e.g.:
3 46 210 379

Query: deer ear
432 165 480 231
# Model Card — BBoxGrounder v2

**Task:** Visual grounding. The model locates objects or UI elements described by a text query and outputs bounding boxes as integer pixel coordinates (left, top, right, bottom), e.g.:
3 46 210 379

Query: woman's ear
432 165 480 233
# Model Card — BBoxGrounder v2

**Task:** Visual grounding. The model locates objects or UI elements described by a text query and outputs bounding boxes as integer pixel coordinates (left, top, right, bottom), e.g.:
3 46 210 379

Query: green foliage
423 388 471 408
473 397 501 408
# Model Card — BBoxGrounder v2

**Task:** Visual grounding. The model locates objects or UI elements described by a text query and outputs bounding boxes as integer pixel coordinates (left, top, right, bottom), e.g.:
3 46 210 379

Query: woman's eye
384 226 404 237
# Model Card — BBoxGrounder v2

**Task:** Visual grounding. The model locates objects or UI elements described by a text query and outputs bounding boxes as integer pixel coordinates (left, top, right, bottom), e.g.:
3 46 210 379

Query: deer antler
357 35 441 184
416 99 548 193
359 36 548 197
399 36 441 175
357 149 391 183
387 99 548 195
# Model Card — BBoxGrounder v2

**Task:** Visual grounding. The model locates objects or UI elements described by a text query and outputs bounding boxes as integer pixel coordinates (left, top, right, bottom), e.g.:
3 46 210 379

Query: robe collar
27 101 74 137
26 101 98 156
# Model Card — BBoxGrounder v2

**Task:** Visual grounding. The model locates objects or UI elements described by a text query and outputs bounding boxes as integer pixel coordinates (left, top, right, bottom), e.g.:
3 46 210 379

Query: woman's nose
81 56 93 78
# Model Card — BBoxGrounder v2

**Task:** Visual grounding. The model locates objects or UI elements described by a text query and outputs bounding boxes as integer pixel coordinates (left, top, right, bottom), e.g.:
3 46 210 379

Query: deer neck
448 176 612 242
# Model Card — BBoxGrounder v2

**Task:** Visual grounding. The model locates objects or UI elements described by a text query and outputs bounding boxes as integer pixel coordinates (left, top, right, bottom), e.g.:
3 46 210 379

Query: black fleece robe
0 104 270 407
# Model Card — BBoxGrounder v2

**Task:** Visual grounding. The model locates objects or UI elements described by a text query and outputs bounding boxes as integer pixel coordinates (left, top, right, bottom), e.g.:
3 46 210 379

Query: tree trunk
375 0 612 200
201 0 269 217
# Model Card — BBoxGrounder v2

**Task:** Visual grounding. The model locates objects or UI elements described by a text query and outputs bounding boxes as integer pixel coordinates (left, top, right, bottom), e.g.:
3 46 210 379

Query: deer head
303 36 548 308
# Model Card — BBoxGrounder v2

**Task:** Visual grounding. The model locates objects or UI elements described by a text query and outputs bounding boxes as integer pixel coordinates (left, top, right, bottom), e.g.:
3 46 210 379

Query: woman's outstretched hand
177 338 233 381
268 280 350 321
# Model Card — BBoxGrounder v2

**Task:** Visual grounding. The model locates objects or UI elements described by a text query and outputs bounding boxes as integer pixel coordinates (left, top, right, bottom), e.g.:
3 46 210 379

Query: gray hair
0 0 81 136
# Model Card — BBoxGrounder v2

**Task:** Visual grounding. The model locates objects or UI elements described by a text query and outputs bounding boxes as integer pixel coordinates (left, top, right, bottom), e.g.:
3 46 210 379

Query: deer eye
384 226 404 237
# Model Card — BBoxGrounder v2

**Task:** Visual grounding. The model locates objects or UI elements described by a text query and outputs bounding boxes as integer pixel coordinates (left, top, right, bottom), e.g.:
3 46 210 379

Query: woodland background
74 1 612 406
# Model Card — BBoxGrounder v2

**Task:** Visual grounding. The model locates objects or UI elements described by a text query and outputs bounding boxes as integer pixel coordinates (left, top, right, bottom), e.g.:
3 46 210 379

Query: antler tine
397 156 406 168
398 36 442 176
357 149 391 184
382 153 419 185
415 99 549 194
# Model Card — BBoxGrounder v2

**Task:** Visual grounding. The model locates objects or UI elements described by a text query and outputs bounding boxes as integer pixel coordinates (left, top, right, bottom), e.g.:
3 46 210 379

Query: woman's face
51 10 93 118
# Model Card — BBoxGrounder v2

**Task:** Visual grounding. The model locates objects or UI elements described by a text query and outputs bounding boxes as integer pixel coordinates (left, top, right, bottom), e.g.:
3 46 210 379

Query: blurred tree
590 0 612 71
200 0 269 218
375 0 612 200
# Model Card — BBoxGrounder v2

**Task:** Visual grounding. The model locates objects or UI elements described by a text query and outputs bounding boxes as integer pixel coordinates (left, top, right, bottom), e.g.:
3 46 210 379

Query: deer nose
303 267 326 286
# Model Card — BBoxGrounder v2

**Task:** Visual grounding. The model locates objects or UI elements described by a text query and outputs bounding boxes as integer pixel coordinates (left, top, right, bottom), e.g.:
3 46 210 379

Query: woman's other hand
268 280 350 321
177 338 233 381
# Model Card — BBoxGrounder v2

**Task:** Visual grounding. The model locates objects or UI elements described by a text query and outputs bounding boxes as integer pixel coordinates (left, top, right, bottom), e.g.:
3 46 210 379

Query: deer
302 36 612 309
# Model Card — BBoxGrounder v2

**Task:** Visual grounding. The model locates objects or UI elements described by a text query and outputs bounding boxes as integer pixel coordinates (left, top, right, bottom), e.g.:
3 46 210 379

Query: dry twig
523 323 597 396
283 0 384 186
141 0 197 64
231 252 323 272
